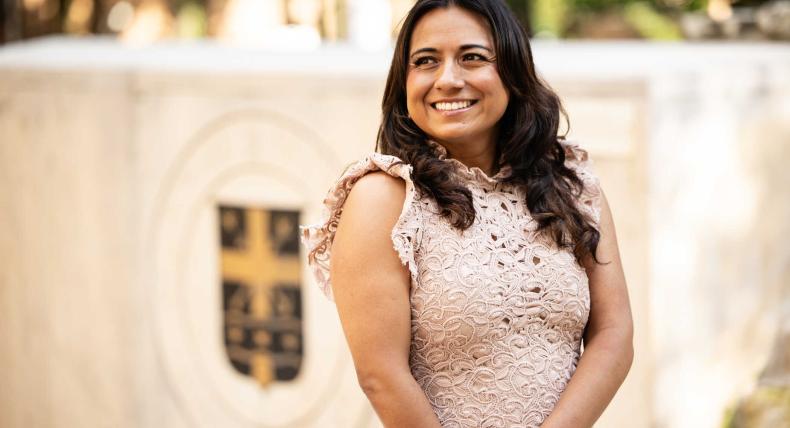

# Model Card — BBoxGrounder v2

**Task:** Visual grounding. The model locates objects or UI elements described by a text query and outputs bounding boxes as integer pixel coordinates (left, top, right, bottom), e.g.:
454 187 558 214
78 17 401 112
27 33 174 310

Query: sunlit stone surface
0 38 788 428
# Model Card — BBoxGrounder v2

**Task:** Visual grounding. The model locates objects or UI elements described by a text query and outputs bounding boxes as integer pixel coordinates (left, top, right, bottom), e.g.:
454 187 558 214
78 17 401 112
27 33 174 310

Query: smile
431 100 478 112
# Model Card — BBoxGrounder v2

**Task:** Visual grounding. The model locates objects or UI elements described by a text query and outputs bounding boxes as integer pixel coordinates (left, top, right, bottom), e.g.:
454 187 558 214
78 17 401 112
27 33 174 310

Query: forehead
409 6 493 52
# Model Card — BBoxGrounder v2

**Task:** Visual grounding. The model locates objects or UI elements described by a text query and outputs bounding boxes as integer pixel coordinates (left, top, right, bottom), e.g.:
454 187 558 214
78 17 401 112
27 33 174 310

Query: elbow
357 371 386 399
605 330 633 382
355 366 402 401
623 338 634 376
609 320 634 375
589 325 634 377
618 326 635 377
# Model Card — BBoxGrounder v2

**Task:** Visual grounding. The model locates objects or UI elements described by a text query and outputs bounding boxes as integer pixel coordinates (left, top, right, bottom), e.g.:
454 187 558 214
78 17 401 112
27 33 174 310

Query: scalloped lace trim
561 139 603 224
299 153 421 300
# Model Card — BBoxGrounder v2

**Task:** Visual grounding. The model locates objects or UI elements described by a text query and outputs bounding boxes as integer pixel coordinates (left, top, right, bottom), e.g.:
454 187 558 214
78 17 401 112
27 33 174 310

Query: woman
301 0 633 426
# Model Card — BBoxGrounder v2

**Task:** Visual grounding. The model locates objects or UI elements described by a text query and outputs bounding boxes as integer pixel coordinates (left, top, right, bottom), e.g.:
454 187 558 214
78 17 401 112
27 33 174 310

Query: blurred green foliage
722 386 790 428
506 0 770 39
623 2 684 39
559 0 706 12
175 1 208 38
516 0 699 39
529 0 570 37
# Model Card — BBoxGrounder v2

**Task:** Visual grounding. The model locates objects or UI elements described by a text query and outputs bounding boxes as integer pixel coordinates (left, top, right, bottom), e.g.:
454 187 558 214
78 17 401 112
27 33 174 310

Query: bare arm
331 171 442 428
540 188 635 428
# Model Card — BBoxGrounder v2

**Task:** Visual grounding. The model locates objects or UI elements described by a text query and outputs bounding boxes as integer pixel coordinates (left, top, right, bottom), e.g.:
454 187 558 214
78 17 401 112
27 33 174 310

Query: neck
443 142 498 176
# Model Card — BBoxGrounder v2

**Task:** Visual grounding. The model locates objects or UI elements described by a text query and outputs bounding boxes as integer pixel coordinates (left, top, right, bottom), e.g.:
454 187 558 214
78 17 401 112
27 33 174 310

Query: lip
430 99 478 116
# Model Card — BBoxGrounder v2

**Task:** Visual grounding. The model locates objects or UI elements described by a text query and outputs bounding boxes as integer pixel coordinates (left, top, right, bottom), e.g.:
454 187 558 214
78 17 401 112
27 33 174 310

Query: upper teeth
435 101 472 111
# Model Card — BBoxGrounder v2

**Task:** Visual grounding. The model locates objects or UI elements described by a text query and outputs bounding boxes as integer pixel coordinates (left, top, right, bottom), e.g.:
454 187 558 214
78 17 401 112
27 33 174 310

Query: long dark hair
376 0 601 265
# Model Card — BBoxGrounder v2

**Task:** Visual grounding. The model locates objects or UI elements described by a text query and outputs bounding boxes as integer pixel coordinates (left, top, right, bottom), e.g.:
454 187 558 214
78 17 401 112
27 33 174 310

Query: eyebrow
409 44 493 58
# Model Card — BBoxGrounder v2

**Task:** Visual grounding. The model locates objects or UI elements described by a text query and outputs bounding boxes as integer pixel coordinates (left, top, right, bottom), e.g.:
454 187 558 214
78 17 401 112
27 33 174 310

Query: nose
434 60 464 90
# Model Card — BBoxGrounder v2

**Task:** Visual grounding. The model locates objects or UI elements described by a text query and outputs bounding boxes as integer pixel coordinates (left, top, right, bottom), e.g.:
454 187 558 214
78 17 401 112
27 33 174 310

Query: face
406 6 509 151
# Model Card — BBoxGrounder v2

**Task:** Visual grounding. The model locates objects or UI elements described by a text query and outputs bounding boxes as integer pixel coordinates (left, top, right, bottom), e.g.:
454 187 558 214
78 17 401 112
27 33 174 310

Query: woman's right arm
330 171 442 428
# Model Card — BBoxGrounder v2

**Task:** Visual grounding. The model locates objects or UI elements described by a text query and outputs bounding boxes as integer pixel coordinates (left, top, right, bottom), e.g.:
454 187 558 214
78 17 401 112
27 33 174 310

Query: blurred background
3 0 790 45
0 0 788 427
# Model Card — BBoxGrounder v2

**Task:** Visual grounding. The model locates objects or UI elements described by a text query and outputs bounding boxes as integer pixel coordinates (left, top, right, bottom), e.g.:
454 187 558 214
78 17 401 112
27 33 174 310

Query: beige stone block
2 38 789 428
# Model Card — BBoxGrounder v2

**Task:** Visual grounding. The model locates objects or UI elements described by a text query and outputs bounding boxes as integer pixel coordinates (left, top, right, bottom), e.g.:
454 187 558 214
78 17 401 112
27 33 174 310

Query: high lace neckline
425 140 512 185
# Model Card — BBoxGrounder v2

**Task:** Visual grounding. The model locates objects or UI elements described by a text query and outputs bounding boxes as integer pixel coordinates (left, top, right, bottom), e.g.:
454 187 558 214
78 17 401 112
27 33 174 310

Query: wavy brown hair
376 0 601 265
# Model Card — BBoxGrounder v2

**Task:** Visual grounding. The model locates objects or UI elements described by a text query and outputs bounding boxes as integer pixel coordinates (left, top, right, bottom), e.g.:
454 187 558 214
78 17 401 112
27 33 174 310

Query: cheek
406 73 430 106
481 74 509 111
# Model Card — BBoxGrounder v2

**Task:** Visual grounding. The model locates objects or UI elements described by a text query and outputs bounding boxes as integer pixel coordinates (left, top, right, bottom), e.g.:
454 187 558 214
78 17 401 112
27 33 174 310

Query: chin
429 129 477 145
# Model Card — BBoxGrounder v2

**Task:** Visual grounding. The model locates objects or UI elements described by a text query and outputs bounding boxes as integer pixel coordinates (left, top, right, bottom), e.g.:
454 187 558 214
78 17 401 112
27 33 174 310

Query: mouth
431 100 478 112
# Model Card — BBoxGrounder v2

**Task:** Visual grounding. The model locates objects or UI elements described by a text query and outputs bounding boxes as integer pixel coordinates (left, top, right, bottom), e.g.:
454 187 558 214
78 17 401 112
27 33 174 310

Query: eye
412 56 438 68
462 53 489 62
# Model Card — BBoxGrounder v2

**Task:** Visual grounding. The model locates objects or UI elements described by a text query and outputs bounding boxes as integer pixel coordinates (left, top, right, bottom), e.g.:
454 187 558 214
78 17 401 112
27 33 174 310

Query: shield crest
219 205 303 386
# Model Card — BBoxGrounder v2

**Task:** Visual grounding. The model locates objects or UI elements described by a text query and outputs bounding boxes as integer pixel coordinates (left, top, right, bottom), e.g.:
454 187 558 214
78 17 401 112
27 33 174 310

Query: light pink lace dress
301 140 602 428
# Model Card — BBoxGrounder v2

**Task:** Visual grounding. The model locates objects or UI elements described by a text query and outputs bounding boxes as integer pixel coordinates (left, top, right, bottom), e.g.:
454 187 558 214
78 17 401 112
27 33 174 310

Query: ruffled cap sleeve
299 153 422 301
560 140 603 225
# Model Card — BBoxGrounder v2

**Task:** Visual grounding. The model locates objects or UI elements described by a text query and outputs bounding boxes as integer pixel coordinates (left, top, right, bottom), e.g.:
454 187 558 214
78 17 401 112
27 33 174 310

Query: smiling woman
405 6 509 162
301 1 634 427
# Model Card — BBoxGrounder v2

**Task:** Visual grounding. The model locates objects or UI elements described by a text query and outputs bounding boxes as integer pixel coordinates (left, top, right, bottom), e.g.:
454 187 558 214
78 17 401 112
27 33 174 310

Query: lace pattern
301 140 602 427
299 153 423 301
562 140 603 225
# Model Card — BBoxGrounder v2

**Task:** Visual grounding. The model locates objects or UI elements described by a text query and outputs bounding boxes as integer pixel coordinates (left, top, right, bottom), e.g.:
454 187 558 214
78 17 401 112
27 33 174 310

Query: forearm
360 371 442 428
541 329 633 428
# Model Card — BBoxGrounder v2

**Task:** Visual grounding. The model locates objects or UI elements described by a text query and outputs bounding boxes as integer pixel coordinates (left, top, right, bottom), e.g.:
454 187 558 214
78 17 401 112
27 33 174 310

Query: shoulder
558 139 603 224
331 171 406 265
347 170 407 200
559 139 592 166
341 152 413 186
558 139 596 179
332 152 414 220
300 152 421 300
342 171 407 223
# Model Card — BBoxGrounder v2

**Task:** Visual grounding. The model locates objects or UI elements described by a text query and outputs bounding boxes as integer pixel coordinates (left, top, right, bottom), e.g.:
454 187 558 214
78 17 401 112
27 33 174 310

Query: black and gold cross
220 206 302 387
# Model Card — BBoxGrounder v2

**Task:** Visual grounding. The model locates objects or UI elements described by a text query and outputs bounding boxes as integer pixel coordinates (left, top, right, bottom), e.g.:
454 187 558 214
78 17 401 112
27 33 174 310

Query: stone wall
1 38 788 428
